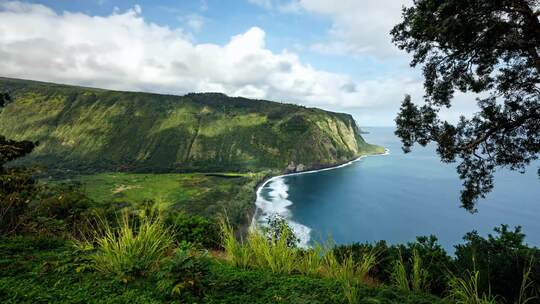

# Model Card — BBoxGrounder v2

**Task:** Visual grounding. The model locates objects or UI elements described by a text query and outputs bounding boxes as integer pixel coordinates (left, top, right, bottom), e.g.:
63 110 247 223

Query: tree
0 92 37 233
391 0 540 211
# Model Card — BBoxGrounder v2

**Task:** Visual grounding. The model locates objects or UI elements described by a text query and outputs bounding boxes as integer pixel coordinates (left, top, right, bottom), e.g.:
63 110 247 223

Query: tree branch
460 106 540 152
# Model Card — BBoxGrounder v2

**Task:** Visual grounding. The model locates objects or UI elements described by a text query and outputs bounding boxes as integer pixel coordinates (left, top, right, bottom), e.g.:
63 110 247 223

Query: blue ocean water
256 127 540 253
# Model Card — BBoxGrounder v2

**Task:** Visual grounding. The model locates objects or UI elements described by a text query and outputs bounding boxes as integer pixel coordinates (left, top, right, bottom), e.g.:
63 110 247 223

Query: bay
256 127 540 253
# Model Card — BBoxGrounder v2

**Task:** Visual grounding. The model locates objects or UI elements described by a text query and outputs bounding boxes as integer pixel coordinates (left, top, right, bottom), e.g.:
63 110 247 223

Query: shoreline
249 148 391 234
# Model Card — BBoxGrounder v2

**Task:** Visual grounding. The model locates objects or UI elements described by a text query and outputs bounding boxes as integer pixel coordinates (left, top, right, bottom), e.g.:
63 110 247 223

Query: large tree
391 0 540 211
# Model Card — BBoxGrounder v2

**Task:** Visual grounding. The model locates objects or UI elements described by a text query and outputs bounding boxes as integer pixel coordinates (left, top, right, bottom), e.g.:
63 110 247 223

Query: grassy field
68 171 272 226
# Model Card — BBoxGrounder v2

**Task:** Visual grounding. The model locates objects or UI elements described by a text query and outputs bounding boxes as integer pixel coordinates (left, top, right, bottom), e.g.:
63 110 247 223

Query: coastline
249 148 391 240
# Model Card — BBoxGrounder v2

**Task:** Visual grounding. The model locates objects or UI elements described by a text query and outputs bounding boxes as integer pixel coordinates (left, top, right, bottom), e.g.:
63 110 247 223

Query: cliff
0 77 383 173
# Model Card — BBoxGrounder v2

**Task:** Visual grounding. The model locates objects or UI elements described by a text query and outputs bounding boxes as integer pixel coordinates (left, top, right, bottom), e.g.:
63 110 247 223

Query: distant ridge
0 77 383 173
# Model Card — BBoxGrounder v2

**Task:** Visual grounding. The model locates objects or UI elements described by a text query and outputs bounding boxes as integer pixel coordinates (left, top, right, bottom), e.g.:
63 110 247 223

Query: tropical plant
155 247 210 301
89 214 174 283
219 218 251 269
390 249 429 292
446 270 498 304
454 225 540 303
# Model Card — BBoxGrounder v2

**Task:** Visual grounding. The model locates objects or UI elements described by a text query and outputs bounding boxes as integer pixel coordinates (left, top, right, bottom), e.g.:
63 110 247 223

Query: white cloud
288 0 411 58
0 1 425 125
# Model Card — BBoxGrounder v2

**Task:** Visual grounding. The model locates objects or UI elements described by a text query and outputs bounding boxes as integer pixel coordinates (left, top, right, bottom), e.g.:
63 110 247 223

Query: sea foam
252 149 390 248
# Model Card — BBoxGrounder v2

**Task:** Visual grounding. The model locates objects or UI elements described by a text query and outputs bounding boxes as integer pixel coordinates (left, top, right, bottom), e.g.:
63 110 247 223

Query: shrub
90 214 174 283
262 214 300 248
336 235 452 293
0 167 37 234
156 247 210 301
166 213 220 249
454 225 540 303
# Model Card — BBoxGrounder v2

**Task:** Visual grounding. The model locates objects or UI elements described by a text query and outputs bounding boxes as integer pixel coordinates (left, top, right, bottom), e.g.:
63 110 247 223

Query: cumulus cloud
279 0 411 58
0 1 420 111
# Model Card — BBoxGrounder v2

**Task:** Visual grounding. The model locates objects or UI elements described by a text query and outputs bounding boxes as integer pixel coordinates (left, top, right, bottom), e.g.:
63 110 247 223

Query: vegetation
72 171 267 227
1 74 538 303
0 77 383 175
391 0 540 211
334 225 540 303
82 214 175 283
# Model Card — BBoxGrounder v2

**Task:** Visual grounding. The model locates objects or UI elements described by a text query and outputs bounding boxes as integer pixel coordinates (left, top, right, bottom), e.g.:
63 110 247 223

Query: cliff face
0 77 383 173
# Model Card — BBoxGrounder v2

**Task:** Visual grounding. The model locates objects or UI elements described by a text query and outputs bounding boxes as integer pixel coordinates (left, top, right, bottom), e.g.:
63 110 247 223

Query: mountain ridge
0 77 383 174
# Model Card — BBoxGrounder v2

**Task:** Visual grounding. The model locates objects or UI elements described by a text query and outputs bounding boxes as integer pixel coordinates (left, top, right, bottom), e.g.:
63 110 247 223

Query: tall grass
391 254 410 291
220 221 379 303
249 228 298 274
411 249 429 291
88 214 174 282
446 270 497 304
296 243 325 276
517 258 538 304
390 249 429 292
219 218 251 269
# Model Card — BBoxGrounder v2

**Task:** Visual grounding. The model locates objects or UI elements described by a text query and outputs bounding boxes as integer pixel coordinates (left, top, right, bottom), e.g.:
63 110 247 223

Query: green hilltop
0 77 383 174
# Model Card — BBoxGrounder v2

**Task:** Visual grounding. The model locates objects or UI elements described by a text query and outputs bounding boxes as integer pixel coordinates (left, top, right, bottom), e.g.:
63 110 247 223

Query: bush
0 167 37 234
262 214 299 248
454 225 540 303
156 247 210 301
166 213 220 249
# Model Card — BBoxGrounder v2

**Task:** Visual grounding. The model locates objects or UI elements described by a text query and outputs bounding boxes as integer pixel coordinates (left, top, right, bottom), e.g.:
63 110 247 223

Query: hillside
0 77 382 174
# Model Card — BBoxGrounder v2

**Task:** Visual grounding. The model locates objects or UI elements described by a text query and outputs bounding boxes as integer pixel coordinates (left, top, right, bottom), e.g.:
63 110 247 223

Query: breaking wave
252 149 390 248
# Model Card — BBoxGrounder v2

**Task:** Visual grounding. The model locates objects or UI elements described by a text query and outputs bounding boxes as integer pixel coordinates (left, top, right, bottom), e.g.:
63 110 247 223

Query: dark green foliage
165 213 221 249
454 225 540 303
335 225 540 302
263 214 300 248
0 236 444 304
0 77 382 175
391 0 540 211
0 181 95 237
335 236 453 294
0 136 35 168
0 92 39 234
156 248 210 301
203 262 446 304
0 165 36 234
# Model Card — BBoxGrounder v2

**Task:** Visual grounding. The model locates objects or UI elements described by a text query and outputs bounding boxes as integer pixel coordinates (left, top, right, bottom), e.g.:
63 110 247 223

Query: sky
0 0 479 126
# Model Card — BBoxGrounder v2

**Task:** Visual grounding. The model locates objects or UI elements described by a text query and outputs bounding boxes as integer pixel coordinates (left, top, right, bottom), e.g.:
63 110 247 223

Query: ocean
254 127 540 253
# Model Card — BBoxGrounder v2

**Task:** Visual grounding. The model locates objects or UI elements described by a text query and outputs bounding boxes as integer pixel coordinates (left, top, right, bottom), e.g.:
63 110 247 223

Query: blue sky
0 0 477 125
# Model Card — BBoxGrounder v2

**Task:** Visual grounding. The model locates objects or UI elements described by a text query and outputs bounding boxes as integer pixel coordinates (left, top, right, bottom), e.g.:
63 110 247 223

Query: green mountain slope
0 77 383 173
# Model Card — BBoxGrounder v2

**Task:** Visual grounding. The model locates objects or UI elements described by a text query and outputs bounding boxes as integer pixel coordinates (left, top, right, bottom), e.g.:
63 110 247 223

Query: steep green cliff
0 77 383 173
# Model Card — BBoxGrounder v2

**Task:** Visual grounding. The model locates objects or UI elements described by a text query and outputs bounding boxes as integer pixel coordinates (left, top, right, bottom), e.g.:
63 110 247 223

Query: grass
0 236 447 304
69 171 268 227
446 270 497 304
220 221 384 303
390 249 429 292
517 258 539 304
81 214 175 283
